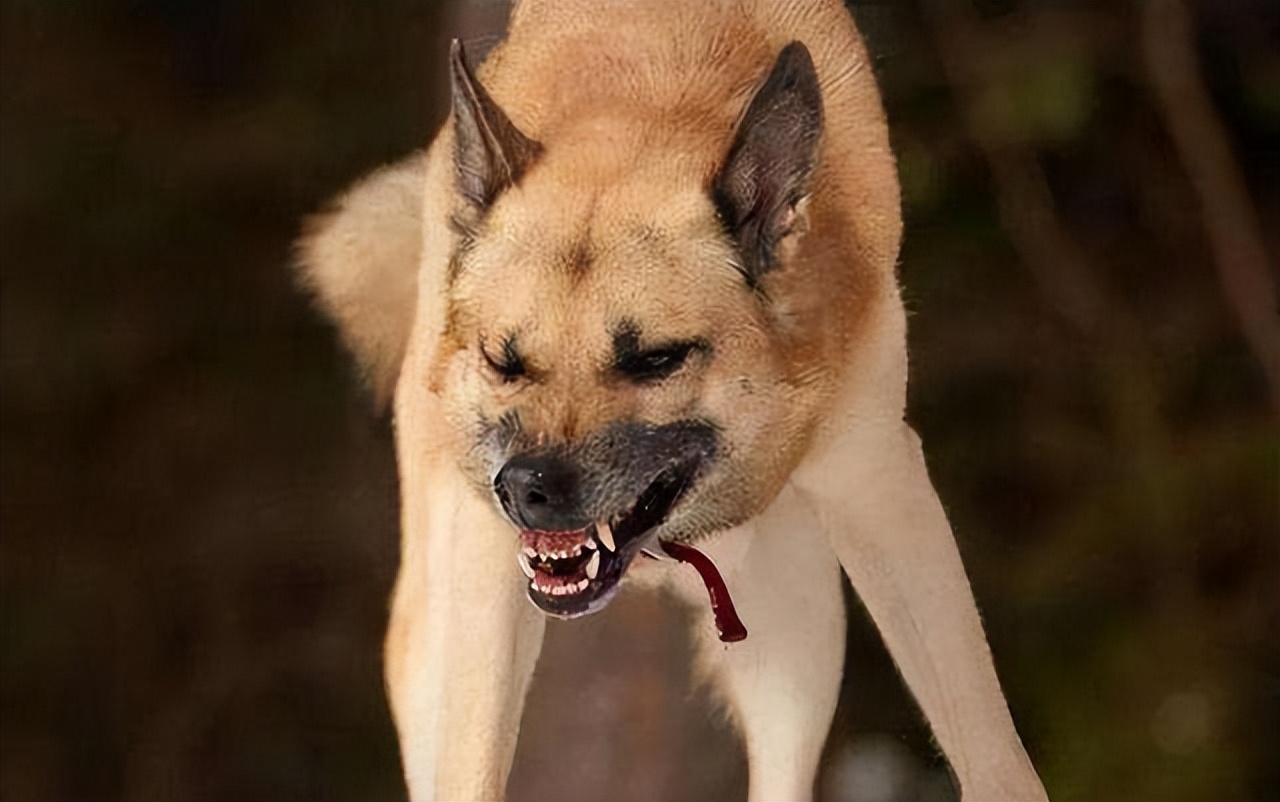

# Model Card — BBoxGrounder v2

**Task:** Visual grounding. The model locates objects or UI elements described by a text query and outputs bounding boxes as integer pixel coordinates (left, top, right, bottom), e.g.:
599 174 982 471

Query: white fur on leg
679 483 847 802
386 367 547 801
385 525 545 801
795 423 1048 802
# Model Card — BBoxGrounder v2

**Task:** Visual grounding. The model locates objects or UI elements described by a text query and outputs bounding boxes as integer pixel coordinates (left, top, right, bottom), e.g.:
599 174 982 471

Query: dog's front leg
686 485 846 802
386 397 546 800
795 424 1047 802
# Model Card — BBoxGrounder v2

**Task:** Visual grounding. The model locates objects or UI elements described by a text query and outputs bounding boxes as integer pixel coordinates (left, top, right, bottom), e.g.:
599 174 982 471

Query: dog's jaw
516 522 640 618
517 523 748 644
511 461 748 642
513 463 695 618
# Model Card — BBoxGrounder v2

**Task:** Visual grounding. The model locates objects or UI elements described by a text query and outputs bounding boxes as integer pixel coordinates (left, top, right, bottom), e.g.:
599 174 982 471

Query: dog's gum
660 540 748 643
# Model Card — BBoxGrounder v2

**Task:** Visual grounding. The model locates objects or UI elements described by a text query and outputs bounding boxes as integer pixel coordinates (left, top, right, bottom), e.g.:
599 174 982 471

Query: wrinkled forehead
449 177 743 337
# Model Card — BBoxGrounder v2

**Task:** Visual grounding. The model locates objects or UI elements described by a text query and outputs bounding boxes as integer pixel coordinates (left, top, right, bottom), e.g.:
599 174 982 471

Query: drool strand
660 540 748 643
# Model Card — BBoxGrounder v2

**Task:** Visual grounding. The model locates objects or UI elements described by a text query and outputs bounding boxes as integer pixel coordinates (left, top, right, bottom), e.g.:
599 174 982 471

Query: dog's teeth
597 521 616 552
523 546 537 558
574 578 589 592
585 550 600 580
517 552 536 579
583 539 597 551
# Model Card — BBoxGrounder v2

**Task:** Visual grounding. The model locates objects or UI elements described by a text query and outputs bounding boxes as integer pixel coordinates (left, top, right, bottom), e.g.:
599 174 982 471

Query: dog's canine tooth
523 546 537 559
597 521 616 552
574 578 589 592
583 539 597 551
517 551 536 579
585 550 600 580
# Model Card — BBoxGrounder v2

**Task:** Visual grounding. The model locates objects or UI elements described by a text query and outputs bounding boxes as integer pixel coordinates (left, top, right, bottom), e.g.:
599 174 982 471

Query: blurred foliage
1 1 1276 801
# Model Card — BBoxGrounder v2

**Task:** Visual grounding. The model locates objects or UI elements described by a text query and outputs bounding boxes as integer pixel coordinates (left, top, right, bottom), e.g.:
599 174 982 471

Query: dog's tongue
660 540 747 643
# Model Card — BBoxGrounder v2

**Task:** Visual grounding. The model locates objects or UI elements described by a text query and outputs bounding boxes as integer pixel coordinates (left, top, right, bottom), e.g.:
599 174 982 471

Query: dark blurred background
2 0 1276 799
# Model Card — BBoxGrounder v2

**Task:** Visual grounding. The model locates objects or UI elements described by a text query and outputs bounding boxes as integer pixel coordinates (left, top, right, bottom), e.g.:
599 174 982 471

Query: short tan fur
297 1 1049 799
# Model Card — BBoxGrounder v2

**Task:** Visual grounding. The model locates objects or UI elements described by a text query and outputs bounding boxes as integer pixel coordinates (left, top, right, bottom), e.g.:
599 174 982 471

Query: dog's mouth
516 469 689 619
513 466 747 642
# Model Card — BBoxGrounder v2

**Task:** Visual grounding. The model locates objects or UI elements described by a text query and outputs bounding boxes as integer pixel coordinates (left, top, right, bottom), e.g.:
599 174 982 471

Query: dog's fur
297 1 1048 799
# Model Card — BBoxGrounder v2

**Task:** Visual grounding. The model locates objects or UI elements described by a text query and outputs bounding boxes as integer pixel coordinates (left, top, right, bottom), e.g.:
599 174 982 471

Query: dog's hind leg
683 484 846 802
385 383 546 801
794 423 1048 802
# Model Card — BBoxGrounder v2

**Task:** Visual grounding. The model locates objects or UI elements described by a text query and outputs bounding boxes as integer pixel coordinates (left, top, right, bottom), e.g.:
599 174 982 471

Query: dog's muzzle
488 420 745 640
494 452 700 619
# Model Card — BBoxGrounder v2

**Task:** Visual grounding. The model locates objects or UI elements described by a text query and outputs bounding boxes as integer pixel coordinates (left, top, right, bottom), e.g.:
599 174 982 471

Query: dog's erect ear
295 153 426 408
712 41 823 285
450 39 542 211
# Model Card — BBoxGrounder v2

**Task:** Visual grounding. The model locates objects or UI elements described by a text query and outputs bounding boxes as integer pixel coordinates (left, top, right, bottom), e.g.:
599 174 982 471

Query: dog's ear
712 41 823 286
450 39 542 211
295 153 426 408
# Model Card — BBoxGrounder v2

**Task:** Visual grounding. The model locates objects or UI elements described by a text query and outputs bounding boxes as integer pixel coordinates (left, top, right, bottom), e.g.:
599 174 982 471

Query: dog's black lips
520 460 699 618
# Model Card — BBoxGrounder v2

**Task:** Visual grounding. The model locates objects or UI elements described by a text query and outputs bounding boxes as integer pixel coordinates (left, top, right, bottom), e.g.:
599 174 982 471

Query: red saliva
660 540 748 643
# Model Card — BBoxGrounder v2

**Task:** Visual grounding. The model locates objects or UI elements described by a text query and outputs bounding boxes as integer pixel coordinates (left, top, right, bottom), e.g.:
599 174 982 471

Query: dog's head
436 41 829 617
300 41 830 619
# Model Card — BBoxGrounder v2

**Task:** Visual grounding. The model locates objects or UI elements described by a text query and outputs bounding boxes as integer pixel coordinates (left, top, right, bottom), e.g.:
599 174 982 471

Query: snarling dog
296 1 1048 799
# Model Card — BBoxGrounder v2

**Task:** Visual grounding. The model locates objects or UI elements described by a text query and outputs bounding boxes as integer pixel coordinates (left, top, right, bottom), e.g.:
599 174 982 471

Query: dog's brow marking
480 331 532 382
611 319 644 365
497 333 528 378
609 320 711 382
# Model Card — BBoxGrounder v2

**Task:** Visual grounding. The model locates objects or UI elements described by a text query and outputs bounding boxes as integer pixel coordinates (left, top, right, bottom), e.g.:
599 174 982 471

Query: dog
296 1 1049 799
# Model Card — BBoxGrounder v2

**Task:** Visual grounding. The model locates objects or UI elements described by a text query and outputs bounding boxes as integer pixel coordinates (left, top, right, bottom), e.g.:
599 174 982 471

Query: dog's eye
481 338 527 381
615 342 700 383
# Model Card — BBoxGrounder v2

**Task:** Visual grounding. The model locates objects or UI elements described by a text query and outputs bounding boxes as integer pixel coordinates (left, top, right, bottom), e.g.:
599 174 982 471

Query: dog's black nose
494 455 585 531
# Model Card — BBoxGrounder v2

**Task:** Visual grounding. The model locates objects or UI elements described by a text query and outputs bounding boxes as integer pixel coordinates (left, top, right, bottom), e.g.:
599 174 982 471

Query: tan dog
297 1 1048 799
